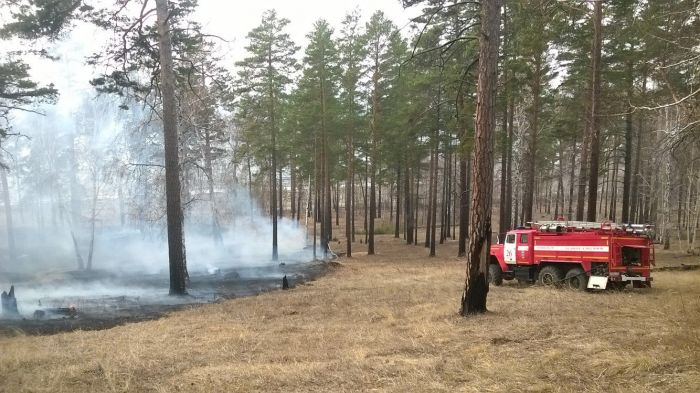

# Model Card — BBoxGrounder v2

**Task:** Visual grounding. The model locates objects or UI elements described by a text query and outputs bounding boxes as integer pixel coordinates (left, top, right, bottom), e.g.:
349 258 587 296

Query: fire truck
489 221 654 290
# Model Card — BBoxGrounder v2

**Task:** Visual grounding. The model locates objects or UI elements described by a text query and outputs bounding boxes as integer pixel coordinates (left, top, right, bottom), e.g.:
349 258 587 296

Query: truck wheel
488 264 503 286
564 267 588 291
538 266 563 287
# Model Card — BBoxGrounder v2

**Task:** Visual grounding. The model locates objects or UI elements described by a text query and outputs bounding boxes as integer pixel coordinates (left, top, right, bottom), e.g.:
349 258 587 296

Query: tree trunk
278 167 284 219
346 130 354 257
461 0 499 316
297 176 302 222
621 59 634 222
453 153 458 239
335 182 340 227
430 80 441 256
522 53 542 224
567 137 577 219
498 93 509 234
204 127 223 244
555 142 564 219
290 163 296 222
86 171 98 271
368 59 380 255
430 145 439 256
394 165 401 238
1 167 16 266
609 144 620 221
586 0 603 222
458 158 468 256
313 140 318 260
576 115 591 220
425 147 435 248
378 181 382 219
363 156 369 244
414 167 420 245
405 163 414 244
630 67 647 223
156 0 188 294
351 171 356 242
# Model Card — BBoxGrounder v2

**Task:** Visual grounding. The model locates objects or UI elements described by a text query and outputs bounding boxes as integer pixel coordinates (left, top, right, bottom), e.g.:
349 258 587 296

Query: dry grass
1 235 699 393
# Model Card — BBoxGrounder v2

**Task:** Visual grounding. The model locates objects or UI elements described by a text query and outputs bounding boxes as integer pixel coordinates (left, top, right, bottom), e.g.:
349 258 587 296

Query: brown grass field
1 234 699 392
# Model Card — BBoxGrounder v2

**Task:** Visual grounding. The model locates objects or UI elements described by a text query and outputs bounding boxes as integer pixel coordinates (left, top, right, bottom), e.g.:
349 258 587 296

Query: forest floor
1 234 699 392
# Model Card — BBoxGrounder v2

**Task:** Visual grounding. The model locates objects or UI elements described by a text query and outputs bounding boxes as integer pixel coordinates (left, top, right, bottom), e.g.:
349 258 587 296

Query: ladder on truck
530 220 655 236
533 220 618 230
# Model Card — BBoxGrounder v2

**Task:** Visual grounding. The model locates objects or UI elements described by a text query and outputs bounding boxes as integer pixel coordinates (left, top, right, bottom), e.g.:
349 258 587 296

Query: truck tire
488 264 503 286
538 265 563 287
564 267 588 291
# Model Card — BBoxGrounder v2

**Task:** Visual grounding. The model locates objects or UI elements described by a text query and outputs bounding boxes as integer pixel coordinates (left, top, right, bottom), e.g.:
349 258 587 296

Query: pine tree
364 11 398 256
338 9 366 258
298 19 341 258
460 0 500 315
236 10 299 261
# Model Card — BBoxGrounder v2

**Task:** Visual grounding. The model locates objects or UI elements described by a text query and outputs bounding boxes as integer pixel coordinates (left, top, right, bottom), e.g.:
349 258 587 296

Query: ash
0 261 325 336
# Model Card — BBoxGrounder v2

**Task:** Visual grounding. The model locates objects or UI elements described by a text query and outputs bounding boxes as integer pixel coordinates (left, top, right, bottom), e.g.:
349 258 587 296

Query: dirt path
1 235 699 392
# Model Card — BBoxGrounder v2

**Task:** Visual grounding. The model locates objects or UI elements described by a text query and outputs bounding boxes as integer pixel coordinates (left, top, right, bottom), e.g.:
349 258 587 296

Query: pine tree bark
86 171 98 271
461 0 500 315
156 0 188 294
363 157 369 244
458 158 468 256
630 66 646 223
414 166 420 245
278 167 283 218
430 143 439 256
313 139 319 260
204 126 223 244
290 162 296 222
1 167 16 265
567 137 577 219
522 53 542 224
368 58 380 255
394 165 401 238
430 80 441 256
621 59 634 222
425 147 435 248
586 0 603 222
405 163 414 244
499 99 509 234
346 130 354 257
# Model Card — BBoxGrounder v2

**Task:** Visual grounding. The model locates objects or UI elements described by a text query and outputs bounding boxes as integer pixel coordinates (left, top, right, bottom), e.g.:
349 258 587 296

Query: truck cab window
621 247 642 266
506 234 515 244
519 234 528 244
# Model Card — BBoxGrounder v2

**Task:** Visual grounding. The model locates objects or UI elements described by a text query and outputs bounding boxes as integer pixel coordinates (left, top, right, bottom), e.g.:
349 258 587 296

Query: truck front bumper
619 274 652 283
588 273 652 289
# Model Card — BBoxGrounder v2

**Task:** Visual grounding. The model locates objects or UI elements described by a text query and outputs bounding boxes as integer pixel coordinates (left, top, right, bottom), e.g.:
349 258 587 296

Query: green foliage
234 9 299 173
87 0 219 109
0 0 89 40
0 55 58 137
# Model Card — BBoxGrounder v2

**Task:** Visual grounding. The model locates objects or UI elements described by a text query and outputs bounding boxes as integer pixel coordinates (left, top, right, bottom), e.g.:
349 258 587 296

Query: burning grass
1 235 699 392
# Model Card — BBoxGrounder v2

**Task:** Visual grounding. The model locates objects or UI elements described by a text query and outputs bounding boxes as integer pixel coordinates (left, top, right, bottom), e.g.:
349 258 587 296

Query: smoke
0 196 315 318
0 28 319 322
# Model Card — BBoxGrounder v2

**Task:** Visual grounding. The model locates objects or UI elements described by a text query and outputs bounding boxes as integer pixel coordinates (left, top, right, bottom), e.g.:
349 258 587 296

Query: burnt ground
0 261 326 336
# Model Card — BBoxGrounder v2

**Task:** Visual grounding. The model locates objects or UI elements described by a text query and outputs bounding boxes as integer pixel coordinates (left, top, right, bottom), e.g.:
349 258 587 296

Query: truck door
517 233 531 264
504 234 516 264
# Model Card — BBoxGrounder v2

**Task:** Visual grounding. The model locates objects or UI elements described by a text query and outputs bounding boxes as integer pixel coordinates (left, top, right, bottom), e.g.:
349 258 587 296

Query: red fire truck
489 221 654 290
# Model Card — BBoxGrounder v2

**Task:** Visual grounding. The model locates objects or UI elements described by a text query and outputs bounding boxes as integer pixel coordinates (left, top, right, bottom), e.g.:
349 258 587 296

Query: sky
195 0 419 52
8 0 421 117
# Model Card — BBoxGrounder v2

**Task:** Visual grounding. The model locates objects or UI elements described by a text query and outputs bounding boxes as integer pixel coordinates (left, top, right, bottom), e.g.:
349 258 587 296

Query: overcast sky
11 0 421 117
195 0 418 51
